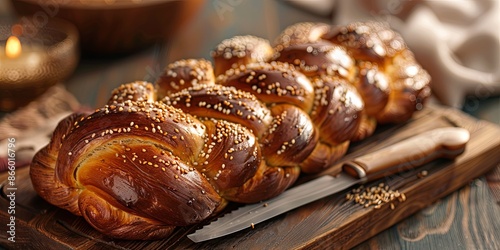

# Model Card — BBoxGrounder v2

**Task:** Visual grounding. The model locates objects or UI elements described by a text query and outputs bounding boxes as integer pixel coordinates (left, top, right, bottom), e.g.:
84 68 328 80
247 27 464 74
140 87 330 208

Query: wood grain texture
354 173 500 250
1 104 499 249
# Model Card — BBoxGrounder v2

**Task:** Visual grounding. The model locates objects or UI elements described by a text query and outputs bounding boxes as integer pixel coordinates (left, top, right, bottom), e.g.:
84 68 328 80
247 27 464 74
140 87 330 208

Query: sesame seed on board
346 182 406 210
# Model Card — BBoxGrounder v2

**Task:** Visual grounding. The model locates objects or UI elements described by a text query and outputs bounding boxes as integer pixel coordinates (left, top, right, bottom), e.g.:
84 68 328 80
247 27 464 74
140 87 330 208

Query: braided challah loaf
30 21 430 240
273 21 431 125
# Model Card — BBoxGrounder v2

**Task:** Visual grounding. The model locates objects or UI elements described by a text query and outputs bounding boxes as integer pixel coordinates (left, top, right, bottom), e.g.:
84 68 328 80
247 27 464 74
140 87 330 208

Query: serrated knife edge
187 127 470 243
187 174 358 242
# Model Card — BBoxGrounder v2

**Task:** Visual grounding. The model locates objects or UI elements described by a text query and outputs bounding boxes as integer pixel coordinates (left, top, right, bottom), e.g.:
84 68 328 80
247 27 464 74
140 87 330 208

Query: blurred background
0 0 498 121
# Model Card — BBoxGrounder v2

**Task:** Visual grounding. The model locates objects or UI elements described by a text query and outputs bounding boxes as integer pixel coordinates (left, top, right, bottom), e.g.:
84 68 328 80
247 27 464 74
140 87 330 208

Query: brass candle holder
0 18 79 111
11 0 204 56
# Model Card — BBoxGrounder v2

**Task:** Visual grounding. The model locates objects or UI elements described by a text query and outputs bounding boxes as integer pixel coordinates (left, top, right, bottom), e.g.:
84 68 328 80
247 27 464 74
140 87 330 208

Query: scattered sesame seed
417 170 428 178
347 183 406 209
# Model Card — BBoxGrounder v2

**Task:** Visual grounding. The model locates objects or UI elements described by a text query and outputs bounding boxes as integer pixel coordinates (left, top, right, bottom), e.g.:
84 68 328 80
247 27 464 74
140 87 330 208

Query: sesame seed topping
212 35 272 61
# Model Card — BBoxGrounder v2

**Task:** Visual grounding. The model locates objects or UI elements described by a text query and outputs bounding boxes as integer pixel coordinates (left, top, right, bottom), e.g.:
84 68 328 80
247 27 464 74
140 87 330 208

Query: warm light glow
6 36 22 59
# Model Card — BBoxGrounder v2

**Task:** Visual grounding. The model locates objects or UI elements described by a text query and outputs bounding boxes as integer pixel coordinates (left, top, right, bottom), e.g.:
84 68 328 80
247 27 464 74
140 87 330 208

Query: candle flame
6 36 22 59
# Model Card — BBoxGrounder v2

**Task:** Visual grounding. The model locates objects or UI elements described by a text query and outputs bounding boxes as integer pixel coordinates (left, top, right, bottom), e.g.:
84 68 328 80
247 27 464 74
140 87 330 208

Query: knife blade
187 127 470 242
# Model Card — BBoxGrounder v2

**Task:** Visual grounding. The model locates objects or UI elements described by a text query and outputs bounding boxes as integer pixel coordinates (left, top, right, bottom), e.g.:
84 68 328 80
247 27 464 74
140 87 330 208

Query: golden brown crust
74 135 220 226
309 76 364 144
30 113 88 216
211 61 364 174
299 141 349 174
274 22 330 49
31 99 228 239
162 84 273 138
271 36 379 141
211 35 273 77
320 21 431 124
260 104 318 167
78 190 176 240
32 82 314 239
368 21 407 58
161 83 315 202
376 50 431 124
31 21 431 240
223 162 300 203
217 62 315 112
213 60 365 171
108 81 156 105
354 61 390 116
322 21 388 66
273 41 356 81
58 101 208 171
196 119 261 191
351 113 377 142
155 59 215 99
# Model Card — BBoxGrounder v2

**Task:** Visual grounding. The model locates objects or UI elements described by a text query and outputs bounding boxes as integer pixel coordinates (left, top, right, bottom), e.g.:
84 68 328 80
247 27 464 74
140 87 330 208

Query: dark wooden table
1 1 499 249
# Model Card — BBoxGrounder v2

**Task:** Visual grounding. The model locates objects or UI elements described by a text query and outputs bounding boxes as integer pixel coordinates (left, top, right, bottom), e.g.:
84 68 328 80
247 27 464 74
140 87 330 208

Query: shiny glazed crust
321 21 431 124
155 58 215 99
31 82 301 239
211 35 274 77
30 21 431 240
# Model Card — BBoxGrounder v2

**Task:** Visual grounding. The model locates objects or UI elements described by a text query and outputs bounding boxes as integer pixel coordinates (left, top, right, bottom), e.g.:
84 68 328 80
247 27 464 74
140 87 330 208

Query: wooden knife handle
342 127 470 182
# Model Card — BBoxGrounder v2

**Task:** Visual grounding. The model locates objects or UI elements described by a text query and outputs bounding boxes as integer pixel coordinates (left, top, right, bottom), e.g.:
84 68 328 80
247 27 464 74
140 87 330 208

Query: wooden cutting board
1 104 499 249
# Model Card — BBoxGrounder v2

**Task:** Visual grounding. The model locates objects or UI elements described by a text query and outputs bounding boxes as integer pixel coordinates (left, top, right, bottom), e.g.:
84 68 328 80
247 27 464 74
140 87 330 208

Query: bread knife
187 127 470 242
